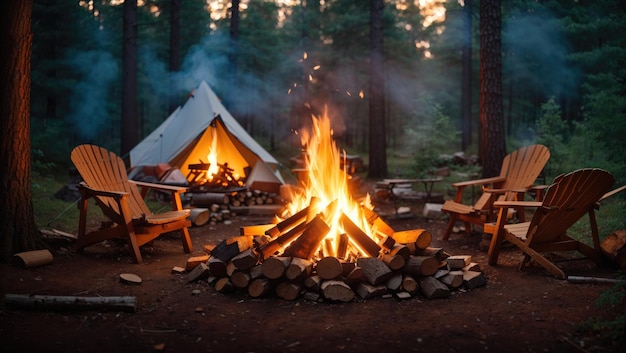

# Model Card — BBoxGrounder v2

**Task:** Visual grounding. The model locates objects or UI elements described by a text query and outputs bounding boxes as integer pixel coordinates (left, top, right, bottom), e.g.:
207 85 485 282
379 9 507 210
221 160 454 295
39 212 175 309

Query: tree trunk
368 0 387 178
0 0 43 263
226 0 240 110
168 0 181 113
479 0 506 177
461 0 473 151
121 0 138 157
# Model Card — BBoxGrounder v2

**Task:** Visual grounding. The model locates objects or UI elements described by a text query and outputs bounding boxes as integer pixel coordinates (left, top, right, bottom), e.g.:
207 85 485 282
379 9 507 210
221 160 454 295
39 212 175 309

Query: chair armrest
493 200 542 208
600 184 626 202
130 180 189 194
451 176 506 188
77 182 129 199
529 184 549 192
482 187 526 195
450 176 507 203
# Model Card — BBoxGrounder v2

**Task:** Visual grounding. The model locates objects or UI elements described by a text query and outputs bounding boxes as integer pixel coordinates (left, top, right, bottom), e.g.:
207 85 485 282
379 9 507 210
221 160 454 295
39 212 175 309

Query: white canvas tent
130 81 284 190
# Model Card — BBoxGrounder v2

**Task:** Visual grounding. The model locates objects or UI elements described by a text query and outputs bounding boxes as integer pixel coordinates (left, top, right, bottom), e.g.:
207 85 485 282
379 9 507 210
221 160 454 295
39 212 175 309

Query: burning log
336 233 349 259
259 221 308 259
362 206 395 238
340 213 381 257
392 229 432 250
241 224 276 236
266 206 310 238
282 214 331 260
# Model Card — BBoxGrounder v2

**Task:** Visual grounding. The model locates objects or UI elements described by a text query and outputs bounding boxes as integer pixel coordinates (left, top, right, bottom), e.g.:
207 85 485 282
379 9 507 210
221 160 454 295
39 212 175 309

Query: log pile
185 203 487 302
189 189 283 226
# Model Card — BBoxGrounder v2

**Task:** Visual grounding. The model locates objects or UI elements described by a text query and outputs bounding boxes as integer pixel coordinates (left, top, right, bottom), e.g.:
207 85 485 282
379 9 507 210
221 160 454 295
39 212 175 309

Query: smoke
502 10 580 98
66 49 119 140
138 31 229 105
175 32 229 95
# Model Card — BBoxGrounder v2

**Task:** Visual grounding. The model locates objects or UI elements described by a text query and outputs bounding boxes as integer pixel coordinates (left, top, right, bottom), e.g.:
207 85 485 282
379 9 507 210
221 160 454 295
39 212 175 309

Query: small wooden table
379 178 443 216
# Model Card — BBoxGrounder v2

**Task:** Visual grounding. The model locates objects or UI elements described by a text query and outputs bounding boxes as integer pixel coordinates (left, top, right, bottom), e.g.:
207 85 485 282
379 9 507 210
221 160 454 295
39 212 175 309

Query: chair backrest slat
527 168 614 244
475 144 550 210
71 144 152 219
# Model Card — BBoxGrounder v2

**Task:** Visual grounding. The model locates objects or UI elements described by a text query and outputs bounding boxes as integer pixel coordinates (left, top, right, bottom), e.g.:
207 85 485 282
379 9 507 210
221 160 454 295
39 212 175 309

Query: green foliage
527 98 569 178
32 173 84 232
402 94 460 178
31 118 74 169
525 96 626 184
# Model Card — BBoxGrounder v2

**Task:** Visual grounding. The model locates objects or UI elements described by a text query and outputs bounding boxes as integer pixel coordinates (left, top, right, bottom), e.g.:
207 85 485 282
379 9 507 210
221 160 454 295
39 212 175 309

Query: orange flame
282 109 375 255
204 127 220 181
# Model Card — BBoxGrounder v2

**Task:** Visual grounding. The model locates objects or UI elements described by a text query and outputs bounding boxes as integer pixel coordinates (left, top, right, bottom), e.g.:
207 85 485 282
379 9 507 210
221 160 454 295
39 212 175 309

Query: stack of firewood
228 189 279 207
184 203 487 302
190 189 280 208
187 189 283 226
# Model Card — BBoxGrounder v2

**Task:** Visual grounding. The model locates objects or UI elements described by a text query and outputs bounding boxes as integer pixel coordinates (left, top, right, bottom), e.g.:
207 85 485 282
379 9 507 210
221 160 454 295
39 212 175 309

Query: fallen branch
566 276 622 285
3 294 137 312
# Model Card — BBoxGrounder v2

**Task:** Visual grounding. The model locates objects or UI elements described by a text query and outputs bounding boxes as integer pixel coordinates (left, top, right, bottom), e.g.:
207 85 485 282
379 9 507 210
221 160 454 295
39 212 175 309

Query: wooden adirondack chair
71 144 193 263
486 168 626 279
441 144 550 241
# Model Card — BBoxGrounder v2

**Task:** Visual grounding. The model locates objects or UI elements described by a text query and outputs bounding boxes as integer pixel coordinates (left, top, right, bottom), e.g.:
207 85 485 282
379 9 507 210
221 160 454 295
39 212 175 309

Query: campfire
192 112 486 302
186 132 246 192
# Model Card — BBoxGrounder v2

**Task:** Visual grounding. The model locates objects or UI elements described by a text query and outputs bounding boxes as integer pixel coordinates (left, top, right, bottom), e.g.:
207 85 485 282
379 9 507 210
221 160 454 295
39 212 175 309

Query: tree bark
121 0 138 157
169 0 181 113
479 0 506 177
226 0 240 109
461 0 473 151
368 0 387 178
0 0 43 263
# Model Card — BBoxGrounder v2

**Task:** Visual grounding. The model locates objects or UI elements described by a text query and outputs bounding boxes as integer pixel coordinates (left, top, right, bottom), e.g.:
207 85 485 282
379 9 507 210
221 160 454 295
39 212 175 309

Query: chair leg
442 214 457 241
180 227 193 253
464 222 472 236
123 224 143 264
525 251 566 279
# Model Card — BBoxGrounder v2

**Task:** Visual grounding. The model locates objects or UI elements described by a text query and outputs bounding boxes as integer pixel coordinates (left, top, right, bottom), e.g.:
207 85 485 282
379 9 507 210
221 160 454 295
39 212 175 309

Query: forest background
2 0 625 343
30 0 626 187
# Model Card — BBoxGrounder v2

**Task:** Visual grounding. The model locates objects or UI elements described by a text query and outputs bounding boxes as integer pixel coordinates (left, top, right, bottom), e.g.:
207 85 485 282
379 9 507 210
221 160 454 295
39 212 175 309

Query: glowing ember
280 110 376 257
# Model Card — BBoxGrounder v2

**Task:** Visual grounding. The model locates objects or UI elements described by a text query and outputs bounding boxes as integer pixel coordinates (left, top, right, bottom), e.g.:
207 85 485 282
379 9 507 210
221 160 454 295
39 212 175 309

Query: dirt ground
0 184 622 353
